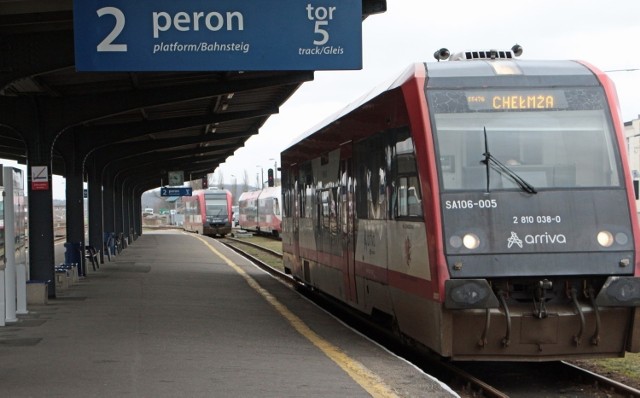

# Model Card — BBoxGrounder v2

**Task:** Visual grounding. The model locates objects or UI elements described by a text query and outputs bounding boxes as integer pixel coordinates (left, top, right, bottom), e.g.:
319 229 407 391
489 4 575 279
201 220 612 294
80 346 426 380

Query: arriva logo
508 231 567 248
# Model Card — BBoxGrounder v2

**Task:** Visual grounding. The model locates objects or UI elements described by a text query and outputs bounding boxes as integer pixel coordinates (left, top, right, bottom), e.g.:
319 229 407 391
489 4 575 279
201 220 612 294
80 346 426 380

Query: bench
114 233 124 254
103 234 114 262
103 244 111 261
26 280 49 304
84 246 100 271
54 267 70 290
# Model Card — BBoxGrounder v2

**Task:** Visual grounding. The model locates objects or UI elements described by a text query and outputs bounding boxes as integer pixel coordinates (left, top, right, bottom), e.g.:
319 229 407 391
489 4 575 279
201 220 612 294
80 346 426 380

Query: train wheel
391 318 414 346
391 318 403 339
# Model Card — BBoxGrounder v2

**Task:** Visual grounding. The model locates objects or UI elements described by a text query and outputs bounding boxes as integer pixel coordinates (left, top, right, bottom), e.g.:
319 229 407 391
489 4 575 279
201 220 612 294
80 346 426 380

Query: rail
560 361 640 397
219 238 292 287
225 236 283 258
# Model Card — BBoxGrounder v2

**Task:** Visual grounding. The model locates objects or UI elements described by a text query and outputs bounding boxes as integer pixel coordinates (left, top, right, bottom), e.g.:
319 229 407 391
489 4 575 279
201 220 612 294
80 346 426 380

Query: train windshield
429 87 621 191
205 197 227 216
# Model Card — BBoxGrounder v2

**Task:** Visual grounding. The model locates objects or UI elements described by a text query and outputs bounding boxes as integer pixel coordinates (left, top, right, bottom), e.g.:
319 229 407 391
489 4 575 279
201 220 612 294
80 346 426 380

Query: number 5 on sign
307 4 336 45
96 7 128 52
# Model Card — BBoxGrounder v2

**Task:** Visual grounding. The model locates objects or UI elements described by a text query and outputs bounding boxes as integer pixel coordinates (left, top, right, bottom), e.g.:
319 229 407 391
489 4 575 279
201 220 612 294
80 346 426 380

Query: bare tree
231 175 238 203
192 178 204 190
242 169 250 193
216 170 224 188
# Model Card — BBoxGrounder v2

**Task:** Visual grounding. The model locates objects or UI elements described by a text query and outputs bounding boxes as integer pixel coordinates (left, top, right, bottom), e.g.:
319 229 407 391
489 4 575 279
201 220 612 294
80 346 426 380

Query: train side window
320 190 328 229
298 162 313 219
355 136 386 220
318 188 338 234
396 176 422 217
391 128 422 219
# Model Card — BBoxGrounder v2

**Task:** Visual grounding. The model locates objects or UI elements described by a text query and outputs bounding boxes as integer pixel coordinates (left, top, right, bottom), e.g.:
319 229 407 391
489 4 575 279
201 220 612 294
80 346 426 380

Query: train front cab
421 57 640 360
201 188 233 237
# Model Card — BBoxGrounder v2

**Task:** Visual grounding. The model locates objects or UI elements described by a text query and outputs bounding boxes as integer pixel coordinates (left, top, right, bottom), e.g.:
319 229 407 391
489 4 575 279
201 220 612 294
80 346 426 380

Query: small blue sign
161 187 193 197
73 0 362 71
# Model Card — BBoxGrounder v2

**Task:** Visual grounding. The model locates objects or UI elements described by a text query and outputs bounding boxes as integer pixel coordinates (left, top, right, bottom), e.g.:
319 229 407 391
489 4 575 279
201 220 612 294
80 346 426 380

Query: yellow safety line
193 235 399 398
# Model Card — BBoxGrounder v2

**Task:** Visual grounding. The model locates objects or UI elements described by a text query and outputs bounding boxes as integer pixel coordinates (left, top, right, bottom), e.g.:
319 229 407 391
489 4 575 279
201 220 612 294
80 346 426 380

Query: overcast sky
213 0 640 188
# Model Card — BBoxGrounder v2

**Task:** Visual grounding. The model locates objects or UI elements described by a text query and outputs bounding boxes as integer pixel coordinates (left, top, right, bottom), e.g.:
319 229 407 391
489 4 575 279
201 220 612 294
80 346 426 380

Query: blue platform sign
73 0 362 71
161 187 193 197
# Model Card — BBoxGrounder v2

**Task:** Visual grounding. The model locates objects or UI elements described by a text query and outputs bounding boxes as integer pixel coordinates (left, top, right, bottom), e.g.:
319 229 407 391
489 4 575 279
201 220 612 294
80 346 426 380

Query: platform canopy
0 0 386 191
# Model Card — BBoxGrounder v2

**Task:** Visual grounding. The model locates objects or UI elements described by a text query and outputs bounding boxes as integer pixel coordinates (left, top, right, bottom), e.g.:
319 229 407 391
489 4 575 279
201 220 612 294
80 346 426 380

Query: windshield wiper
481 127 537 194
208 208 224 217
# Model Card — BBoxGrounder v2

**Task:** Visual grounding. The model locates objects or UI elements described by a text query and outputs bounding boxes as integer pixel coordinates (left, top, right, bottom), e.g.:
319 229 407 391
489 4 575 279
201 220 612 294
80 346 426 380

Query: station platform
1 230 457 397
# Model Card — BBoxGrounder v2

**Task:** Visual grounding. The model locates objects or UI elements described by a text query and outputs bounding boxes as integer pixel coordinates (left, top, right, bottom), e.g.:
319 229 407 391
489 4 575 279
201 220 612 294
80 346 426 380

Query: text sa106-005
444 199 498 210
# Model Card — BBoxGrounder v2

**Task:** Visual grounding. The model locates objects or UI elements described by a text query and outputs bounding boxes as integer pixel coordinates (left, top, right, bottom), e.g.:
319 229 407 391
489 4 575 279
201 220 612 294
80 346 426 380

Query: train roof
282 59 604 164
193 188 231 195
282 63 419 154
425 59 601 88
238 186 281 201
425 59 595 79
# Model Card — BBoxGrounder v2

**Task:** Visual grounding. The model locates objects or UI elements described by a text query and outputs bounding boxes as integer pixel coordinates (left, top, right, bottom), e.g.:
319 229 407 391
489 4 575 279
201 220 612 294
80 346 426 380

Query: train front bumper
203 221 231 235
596 276 640 307
445 276 640 309
444 279 499 309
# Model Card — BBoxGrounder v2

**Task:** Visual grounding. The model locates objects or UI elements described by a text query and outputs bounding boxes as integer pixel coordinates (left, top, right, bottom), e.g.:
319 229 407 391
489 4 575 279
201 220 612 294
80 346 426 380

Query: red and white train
181 188 233 237
281 47 640 361
238 186 282 237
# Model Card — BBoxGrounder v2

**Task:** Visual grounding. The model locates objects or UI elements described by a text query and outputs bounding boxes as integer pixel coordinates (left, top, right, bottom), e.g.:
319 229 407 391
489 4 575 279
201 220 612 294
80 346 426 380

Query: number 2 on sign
96 7 128 52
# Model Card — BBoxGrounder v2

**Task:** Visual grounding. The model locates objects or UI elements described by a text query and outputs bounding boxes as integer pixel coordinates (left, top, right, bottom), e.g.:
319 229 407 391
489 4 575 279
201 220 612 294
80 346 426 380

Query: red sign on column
31 166 49 191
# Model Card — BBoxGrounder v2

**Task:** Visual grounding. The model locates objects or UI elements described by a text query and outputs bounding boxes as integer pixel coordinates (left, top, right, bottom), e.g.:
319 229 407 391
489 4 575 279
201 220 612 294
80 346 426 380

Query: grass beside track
574 353 640 390
228 233 284 271
230 233 283 252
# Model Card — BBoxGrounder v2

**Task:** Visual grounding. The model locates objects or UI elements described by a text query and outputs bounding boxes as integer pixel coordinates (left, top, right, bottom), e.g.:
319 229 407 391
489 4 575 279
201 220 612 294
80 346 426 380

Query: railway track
219 236 640 397
451 360 640 397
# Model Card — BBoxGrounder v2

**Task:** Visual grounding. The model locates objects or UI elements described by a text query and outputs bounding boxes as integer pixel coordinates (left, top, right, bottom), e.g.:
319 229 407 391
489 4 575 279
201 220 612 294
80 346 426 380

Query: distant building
624 116 640 211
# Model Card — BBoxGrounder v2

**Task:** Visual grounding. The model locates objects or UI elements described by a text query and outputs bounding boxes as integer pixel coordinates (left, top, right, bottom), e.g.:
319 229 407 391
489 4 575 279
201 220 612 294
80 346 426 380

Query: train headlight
463 233 480 250
449 235 463 248
597 231 614 247
615 232 629 245
445 279 499 309
596 277 640 306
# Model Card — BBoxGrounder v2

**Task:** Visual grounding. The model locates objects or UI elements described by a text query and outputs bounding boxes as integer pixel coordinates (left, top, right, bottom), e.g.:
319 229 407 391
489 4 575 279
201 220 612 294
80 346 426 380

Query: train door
292 167 301 274
340 145 357 304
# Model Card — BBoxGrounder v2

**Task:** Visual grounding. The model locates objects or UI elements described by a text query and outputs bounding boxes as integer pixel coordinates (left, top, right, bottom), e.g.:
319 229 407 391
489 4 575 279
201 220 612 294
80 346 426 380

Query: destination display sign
466 90 569 111
73 0 362 71
161 187 192 197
